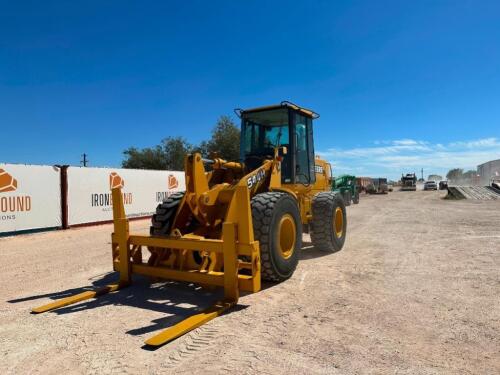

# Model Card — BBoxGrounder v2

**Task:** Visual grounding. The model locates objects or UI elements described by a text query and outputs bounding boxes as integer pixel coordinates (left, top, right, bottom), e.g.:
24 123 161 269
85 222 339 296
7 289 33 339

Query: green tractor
332 174 359 206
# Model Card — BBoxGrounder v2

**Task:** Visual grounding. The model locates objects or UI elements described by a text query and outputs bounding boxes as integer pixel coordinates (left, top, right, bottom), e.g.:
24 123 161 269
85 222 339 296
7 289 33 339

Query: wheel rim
278 214 296 259
334 207 343 238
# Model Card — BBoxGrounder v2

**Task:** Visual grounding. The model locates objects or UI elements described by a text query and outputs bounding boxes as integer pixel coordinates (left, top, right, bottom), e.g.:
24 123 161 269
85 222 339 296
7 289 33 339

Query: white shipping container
0 164 61 233
67 167 185 226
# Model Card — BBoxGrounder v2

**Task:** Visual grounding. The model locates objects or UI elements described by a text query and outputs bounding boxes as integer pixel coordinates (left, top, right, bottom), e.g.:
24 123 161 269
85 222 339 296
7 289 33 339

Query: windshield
242 108 290 156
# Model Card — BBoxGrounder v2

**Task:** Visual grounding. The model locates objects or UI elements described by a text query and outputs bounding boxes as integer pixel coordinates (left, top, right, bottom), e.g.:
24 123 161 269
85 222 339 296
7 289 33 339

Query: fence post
57 165 69 229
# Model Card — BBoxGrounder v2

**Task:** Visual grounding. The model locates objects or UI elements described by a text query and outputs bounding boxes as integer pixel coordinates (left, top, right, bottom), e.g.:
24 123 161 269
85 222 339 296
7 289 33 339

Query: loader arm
181 152 282 230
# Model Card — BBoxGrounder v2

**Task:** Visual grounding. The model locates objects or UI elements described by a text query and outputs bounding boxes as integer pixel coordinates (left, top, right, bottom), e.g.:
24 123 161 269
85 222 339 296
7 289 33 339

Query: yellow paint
278 214 296 259
144 301 234 346
334 207 344 238
32 284 121 314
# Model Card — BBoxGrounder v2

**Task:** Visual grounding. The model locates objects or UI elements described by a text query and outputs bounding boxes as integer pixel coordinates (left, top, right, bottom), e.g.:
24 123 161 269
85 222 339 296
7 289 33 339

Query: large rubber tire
311 192 347 253
251 192 301 282
150 192 185 236
353 190 360 204
343 190 351 206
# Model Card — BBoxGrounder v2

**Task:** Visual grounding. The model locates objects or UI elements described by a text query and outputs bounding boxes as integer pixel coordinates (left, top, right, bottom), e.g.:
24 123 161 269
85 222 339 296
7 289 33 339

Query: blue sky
1 0 499 179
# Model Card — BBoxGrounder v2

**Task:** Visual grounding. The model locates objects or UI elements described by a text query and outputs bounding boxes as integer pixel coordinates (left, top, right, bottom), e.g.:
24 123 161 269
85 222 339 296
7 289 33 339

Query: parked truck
401 173 417 191
366 177 389 194
356 177 373 194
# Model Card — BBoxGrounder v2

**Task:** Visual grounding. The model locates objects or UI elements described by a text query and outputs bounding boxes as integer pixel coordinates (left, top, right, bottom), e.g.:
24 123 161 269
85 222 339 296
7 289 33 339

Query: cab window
294 114 315 184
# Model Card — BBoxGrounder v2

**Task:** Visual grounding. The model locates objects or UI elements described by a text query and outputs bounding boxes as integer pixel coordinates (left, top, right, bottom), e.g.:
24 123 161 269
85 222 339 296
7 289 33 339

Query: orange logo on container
168 174 178 189
0 169 18 192
109 172 124 189
0 168 31 214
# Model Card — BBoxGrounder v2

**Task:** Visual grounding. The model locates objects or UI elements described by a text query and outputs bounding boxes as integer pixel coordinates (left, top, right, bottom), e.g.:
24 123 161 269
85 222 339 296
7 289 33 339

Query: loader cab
239 102 318 185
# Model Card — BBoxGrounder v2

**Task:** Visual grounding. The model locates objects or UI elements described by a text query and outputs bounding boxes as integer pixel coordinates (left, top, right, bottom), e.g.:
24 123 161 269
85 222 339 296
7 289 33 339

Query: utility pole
81 153 89 167
421 168 424 181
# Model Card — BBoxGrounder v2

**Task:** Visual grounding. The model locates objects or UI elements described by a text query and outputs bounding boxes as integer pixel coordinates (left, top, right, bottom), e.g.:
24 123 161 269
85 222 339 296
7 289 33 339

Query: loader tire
344 191 351 206
353 191 360 204
150 192 185 236
311 192 346 253
251 192 301 282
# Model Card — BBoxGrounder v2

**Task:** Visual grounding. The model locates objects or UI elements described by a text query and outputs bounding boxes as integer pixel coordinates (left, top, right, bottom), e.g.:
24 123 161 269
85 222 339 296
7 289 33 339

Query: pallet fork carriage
33 183 261 346
32 102 347 347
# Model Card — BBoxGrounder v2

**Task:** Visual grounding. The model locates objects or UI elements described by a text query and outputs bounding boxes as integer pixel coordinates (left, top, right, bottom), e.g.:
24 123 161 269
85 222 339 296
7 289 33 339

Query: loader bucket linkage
32 185 261 347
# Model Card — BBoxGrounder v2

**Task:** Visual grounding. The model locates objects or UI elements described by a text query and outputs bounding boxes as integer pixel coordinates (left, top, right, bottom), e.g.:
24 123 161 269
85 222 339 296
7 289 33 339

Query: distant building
477 159 500 184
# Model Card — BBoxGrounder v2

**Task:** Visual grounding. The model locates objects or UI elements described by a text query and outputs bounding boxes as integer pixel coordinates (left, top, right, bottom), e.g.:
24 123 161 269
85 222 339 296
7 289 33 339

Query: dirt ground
1 190 499 374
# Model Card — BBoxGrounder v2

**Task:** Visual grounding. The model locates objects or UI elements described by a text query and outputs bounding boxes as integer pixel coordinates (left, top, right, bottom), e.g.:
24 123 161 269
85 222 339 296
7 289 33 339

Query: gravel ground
0 190 499 374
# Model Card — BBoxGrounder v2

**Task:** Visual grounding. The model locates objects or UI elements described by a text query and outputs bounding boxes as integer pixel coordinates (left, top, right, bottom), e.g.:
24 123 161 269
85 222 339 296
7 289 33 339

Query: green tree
161 136 193 170
122 145 166 170
462 170 477 181
203 115 240 161
446 168 463 182
121 115 240 169
427 174 443 181
122 136 192 170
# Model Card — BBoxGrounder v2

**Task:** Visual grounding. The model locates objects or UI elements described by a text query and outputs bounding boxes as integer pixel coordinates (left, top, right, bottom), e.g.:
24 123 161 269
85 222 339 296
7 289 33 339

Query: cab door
292 112 316 184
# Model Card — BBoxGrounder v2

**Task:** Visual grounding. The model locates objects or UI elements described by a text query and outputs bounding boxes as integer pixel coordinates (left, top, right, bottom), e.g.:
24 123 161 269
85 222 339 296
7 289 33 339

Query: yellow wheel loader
32 101 347 347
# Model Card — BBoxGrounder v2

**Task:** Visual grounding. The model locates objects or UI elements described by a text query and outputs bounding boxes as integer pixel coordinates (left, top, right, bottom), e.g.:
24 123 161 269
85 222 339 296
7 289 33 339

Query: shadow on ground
298 239 335 261
8 272 248 349
7 239 331 347
7 271 120 304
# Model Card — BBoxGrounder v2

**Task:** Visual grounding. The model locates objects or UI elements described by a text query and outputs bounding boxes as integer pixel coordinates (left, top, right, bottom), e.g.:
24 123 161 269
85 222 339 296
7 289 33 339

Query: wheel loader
32 101 347 347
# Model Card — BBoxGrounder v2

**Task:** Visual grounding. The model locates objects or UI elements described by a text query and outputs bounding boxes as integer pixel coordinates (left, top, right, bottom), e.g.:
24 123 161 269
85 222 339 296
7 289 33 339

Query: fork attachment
32 186 261 347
